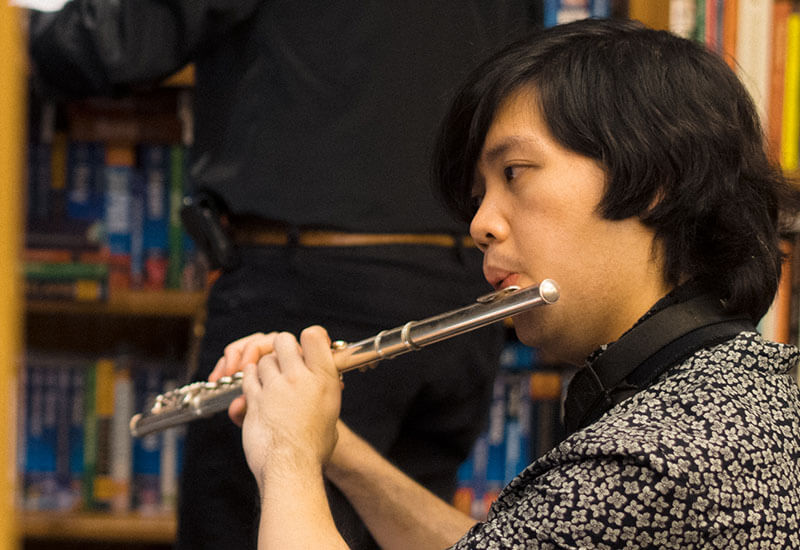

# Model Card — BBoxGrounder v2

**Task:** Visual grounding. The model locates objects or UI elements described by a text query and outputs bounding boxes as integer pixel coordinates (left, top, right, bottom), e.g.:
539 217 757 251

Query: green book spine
25 261 109 281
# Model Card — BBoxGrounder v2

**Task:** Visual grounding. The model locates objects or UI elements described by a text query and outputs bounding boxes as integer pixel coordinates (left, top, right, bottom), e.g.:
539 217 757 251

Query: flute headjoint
476 285 521 304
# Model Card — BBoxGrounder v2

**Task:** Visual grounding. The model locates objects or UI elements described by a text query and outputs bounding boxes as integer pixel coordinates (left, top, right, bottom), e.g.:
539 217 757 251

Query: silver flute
129 279 560 437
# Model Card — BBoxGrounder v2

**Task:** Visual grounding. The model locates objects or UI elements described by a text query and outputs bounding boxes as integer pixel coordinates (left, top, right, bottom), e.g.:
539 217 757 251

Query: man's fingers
235 327 335 409
212 332 278 383
228 394 248 427
222 333 262 368
269 332 304 378
237 333 278 369
209 356 227 382
299 325 337 378
240 362 260 416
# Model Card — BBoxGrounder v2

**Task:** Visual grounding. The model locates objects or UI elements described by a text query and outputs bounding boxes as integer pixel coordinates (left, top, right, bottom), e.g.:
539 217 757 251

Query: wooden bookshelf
25 290 207 387
21 289 206 548
17 42 203 547
1 2 26 549
21 511 175 543
26 289 207 318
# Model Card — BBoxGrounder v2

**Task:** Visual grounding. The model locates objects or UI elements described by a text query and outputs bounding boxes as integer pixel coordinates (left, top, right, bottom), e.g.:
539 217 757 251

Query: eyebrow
480 135 541 166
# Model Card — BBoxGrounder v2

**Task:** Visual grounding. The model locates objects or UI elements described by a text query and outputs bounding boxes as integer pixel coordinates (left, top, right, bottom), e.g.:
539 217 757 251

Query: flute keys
358 361 380 373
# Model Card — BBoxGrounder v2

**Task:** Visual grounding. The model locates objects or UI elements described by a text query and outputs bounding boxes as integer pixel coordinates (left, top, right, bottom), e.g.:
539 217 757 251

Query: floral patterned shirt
452 331 800 549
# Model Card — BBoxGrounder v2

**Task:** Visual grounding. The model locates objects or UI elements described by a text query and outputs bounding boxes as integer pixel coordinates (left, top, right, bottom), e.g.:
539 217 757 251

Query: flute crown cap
538 279 560 304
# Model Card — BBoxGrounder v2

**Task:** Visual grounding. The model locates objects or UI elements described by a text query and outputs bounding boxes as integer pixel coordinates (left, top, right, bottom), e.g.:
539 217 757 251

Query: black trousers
176 244 504 549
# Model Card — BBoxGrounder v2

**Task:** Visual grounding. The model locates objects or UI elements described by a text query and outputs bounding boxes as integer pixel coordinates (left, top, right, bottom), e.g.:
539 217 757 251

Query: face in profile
470 88 669 364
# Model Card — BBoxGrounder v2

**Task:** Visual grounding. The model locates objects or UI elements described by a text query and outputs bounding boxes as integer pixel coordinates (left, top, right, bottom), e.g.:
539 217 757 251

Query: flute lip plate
539 279 560 304
477 285 521 303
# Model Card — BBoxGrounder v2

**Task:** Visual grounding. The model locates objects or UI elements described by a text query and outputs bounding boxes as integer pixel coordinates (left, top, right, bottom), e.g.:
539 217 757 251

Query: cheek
520 213 593 264
520 222 610 302
511 184 607 274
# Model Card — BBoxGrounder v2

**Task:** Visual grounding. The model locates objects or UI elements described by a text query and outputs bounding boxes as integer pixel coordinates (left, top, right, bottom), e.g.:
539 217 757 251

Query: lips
483 265 521 290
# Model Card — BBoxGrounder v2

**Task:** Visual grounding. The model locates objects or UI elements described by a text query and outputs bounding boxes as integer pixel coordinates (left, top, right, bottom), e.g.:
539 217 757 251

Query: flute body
129 279 559 437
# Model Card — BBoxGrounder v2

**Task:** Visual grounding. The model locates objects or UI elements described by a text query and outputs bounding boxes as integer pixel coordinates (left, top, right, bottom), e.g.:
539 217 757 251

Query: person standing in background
27 2 535 548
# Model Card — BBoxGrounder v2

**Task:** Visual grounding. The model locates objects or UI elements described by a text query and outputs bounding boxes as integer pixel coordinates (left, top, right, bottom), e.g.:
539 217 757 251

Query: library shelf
20 510 176 543
25 290 207 318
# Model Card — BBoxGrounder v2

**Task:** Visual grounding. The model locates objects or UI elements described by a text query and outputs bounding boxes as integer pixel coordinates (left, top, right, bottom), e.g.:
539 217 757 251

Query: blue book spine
181 230 210 291
484 375 507 507
544 0 591 27
516 374 532 474
543 0 560 27
24 366 59 510
504 373 532 484
104 165 132 254
590 0 611 18
132 369 162 513
469 433 489 520
503 374 520 486
499 341 537 371
66 141 105 223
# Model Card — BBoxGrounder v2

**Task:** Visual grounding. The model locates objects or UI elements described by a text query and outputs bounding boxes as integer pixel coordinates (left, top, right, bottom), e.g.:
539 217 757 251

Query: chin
512 312 578 366
510 313 541 348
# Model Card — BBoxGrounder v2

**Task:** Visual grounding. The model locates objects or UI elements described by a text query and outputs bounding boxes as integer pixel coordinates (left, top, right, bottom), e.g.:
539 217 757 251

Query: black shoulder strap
563 294 754 435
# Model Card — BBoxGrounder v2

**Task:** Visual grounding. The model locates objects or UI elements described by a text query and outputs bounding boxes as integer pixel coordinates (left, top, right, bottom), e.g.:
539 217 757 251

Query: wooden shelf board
20 510 176 543
26 289 207 317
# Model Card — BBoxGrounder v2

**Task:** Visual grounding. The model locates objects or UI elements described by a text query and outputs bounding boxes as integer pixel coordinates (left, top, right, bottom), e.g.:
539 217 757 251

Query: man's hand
210 331 279 425
240 326 342 492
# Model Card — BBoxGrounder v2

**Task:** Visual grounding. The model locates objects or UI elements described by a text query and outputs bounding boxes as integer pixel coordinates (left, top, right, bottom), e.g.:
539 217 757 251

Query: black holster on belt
180 190 240 271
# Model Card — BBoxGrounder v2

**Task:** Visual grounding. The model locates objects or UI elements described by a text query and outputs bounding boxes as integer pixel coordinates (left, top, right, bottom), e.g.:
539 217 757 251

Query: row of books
19 351 185 515
541 1 800 174
454 341 572 520
667 1 800 387
20 341 570 520
25 91 208 300
540 0 615 28
668 0 800 171
25 138 209 298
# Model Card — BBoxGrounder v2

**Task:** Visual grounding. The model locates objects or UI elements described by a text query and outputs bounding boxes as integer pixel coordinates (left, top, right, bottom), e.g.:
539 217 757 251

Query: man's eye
503 166 518 181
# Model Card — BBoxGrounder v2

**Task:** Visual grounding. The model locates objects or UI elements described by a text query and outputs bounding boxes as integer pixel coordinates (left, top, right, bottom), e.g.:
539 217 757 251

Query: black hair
434 17 799 322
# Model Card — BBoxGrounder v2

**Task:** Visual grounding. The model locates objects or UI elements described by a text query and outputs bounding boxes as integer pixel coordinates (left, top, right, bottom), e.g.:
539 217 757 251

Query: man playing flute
213 18 800 549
